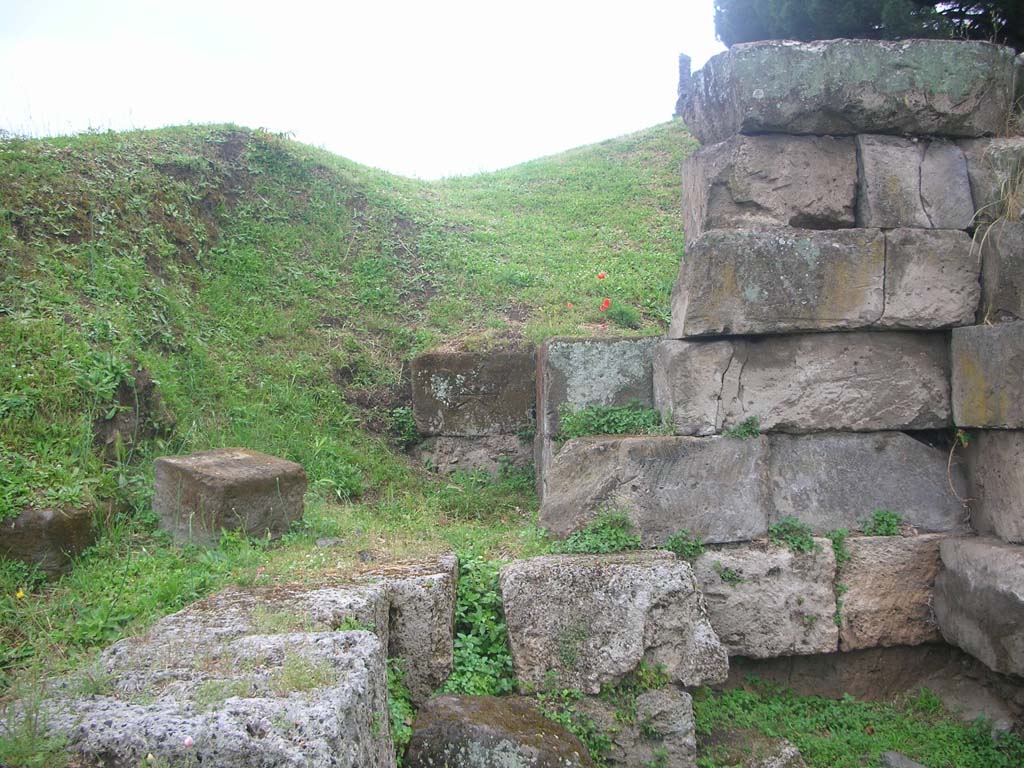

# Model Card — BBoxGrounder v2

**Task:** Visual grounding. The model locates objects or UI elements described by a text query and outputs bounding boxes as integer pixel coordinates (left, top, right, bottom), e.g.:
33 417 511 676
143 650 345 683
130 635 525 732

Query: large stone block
499 552 729 694
411 348 535 436
655 333 951 436
0 506 95 577
682 134 856 240
958 137 1024 224
679 39 1016 145
540 436 771 545
838 534 947 651
856 136 974 230
952 322 1024 427
153 449 307 546
935 536 1024 676
694 540 838 658
769 433 969 535
965 430 1024 543
535 336 658 499
978 220 1024 323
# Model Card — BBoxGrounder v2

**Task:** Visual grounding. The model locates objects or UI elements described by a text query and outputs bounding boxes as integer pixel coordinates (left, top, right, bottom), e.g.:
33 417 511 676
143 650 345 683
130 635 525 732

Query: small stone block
978 220 1024 323
0 506 95 577
952 322 1024 428
153 448 307 546
965 430 1024 544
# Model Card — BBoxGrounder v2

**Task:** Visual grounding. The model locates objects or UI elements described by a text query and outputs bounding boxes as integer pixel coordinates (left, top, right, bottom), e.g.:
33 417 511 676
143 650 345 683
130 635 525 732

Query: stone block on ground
958 137 1024 224
964 430 1024 544
655 333 951 436
540 436 771 545
978 220 1024 323
411 348 535 436
935 536 1024 676
404 694 594 768
0 506 95 577
698 728 806 768
694 540 838 658
952 322 1024 427
499 552 728 694
838 534 947 651
769 433 969 535
855 136 974 230
153 448 307 546
682 134 856 240
412 435 532 476
679 39 1016 145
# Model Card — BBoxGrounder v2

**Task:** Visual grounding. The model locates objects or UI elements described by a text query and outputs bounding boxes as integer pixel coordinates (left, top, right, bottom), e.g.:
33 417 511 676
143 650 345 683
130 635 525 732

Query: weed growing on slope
557 401 668 442
555 511 642 555
536 686 614 767
860 510 902 536
768 517 819 554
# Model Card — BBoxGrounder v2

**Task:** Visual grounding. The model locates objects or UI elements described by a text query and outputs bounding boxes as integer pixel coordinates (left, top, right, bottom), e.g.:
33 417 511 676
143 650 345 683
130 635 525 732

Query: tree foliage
714 1 1023 52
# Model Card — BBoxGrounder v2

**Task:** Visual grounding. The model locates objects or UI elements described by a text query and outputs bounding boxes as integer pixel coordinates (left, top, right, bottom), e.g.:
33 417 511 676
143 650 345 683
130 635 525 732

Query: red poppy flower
600 298 611 311
597 272 607 280
566 302 574 309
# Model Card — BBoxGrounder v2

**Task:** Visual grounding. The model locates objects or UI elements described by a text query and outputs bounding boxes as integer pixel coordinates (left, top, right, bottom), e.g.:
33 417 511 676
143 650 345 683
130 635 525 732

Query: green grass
554 511 642 555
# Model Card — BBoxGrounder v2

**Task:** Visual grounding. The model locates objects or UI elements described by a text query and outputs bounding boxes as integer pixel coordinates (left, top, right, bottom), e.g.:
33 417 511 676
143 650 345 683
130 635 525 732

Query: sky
0 0 725 179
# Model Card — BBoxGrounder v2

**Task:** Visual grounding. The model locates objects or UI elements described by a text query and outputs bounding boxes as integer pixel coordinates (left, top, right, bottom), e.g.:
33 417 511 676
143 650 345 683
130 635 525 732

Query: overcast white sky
0 0 724 178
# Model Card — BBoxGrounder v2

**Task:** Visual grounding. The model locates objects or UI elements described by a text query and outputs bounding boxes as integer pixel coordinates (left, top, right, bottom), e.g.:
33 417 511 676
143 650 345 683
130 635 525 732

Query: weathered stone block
500 552 728 694
153 449 306 546
680 39 1016 145
540 436 771 545
694 540 838 658
879 229 979 328
682 134 856 240
535 337 658 499
978 220 1024 323
958 137 1024 224
0 506 95 577
412 435 532 476
839 534 947 651
669 228 885 337
769 433 969 535
404 695 594 768
655 333 951 436
856 136 974 230
965 430 1024 543
935 536 1024 676
952 322 1024 427
411 348 535 436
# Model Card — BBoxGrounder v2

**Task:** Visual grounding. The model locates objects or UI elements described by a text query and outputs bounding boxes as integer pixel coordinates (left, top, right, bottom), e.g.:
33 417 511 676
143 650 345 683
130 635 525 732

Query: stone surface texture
979 220 1024 323
694 541 838 658
540 436 771 545
838 534 947 651
412 435 532 476
880 753 927 768
965 430 1024 543
153 448 307 546
682 134 856 239
404 695 594 768
935 536 1024 676
411 349 535 436
679 39 1016 145
0 506 95 576
698 728 807 768
655 333 951 436
769 433 969 535
499 552 728 694
855 135 974 230
952 322 1024 427
958 137 1024 224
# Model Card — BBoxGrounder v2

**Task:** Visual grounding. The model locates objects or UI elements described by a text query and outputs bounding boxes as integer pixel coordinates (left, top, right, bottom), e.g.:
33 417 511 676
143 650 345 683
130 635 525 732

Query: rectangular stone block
539 435 771 545
535 337 658 499
680 39 1016 145
411 435 532 476
856 136 974 230
769 433 969 535
682 134 856 240
654 333 951 435
411 348 535 436
694 540 838 658
978 220 1024 323
838 534 947 652
958 137 1024 224
935 536 1024 676
670 228 979 337
952 322 1024 427
153 449 307 546
965 430 1024 543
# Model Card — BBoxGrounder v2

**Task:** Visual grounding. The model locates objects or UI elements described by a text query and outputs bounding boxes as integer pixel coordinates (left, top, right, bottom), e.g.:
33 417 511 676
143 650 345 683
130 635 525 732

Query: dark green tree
714 1 1022 52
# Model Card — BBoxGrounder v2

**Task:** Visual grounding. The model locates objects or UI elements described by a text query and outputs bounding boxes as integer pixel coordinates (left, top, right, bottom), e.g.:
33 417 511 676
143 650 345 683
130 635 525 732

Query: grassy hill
0 121 694 674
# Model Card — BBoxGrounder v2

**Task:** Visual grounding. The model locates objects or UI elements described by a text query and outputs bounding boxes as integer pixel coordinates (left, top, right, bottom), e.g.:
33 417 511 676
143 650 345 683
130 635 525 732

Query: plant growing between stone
826 529 851 627
860 510 902 536
663 529 705 561
556 401 669 442
712 561 744 586
768 517 819 553
386 658 415 763
554 511 642 554
724 416 760 439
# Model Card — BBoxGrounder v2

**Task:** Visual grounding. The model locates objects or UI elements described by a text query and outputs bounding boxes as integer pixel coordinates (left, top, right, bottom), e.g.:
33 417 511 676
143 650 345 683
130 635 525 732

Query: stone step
952 321 1024 428
654 333 951 436
678 39 1016 146
668 228 978 338
539 433 968 545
